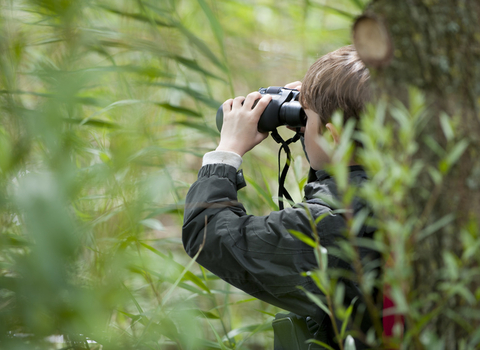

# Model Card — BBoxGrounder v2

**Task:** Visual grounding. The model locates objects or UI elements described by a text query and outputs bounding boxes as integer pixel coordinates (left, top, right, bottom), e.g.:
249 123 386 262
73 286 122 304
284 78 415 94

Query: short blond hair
300 45 371 126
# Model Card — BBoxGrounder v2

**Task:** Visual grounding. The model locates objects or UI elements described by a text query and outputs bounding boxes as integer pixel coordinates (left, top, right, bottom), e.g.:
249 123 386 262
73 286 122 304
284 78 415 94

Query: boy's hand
284 81 302 91
216 91 272 157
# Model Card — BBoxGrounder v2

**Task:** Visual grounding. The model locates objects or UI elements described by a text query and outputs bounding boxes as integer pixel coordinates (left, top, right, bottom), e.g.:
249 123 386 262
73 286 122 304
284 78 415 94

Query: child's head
299 45 371 170
300 45 371 128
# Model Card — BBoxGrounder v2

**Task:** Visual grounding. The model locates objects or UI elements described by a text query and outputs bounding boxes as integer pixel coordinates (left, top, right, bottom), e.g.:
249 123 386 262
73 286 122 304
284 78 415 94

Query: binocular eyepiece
216 86 306 133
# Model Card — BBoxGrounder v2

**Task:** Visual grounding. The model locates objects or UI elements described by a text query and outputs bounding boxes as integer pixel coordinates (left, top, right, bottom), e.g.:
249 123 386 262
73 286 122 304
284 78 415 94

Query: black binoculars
216 86 307 133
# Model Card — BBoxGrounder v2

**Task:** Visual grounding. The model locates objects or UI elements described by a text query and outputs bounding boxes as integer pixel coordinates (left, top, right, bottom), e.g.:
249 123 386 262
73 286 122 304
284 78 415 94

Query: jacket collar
313 165 365 182
304 165 367 209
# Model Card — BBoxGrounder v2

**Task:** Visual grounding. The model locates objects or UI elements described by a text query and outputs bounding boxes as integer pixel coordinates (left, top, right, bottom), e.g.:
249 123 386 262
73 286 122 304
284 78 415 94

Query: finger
243 91 262 110
253 94 272 112
256 130 269 144
286 126 305 133
284 81 302 90
232 96 245 109
222 99 233 113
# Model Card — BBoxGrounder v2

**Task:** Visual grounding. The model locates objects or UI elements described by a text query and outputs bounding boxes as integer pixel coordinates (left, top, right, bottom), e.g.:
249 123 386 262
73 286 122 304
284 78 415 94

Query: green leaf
344 335 356 350
149 82 221 109
204 317 232 350
340 298 358 338
305 339 336 350
224 323 272 340
173 19 227 72
197 0 224 47
309 3 357 19
79 64 173 79
350 0 367 10
140 242 211 293
98 4 173 27
176 120 219 137
297 286 331 316
192 309 220 319
245 175 279 211
139 218 165 231
418 214 455 241
439 112 454 142
154 103 202 117
288 229 316 248
445 139 469 169
0 233 30 248
172 55 226 81
63 118 119 129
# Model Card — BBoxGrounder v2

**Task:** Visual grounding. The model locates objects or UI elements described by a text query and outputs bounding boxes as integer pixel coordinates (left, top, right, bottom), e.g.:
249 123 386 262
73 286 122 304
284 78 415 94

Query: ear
325 123 340 144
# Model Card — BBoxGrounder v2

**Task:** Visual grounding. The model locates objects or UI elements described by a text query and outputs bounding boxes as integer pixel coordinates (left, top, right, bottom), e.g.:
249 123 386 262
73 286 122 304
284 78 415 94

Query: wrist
216 144 245 157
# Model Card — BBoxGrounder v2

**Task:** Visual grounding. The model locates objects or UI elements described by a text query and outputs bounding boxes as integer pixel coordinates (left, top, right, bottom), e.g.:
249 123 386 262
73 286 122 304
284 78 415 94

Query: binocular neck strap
270 129 302 210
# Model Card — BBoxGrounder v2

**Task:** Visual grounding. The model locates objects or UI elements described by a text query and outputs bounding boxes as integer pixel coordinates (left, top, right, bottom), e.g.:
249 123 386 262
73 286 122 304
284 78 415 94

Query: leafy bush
0 0 363 349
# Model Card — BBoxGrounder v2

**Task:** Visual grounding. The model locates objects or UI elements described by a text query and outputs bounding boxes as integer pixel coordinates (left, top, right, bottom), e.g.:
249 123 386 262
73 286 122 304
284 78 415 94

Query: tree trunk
354 1 480 348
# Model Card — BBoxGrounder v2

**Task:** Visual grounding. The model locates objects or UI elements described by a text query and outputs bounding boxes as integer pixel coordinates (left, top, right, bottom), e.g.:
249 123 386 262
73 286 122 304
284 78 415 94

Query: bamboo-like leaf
223 323 272 341
340 297 358 338
98 4 173 27
0 89 102 106
344 335 356 350
297 286 331 316
176 121 219 137
122 283 145 315
204 316 232 350
154 103 202 117
63 118 118 129
231 320 273 348
173 19 227 72
149 82 221 109
139 218 164 231
140 242 211 293
418 213 455 241
189 309 220 319
197 0 224 48
439 112 454 142
443 139 469 171
306 339 336 350
254 309 276 317
288 229 316 248
172 55 226 81
245 175 279 211
0 233 30 247
80 64 173 79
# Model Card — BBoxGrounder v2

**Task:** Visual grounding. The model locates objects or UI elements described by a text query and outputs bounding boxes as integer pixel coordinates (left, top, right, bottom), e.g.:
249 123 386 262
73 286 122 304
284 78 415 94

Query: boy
182 45 376 349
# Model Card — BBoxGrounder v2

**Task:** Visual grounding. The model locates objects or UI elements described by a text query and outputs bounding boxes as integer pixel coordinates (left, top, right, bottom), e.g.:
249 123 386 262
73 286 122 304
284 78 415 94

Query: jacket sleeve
182 163 347 323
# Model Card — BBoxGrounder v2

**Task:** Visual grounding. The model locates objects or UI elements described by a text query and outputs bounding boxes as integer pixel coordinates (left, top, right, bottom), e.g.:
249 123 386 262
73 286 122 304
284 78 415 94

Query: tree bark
354 1 480 348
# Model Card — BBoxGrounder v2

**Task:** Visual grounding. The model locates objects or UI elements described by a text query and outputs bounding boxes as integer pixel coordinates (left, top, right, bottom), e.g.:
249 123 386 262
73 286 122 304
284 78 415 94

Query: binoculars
216 86 307 133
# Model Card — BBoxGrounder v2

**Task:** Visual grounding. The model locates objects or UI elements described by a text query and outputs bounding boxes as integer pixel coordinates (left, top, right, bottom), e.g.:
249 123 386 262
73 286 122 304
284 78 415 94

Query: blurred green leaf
245 174 279 211
149 82 221 108
344 335 356 350
309 3 357 19
176 120 219 137
173 19 227 72
298 286 331 316
98 4 173 27
140 242 211 293
288 229 316 248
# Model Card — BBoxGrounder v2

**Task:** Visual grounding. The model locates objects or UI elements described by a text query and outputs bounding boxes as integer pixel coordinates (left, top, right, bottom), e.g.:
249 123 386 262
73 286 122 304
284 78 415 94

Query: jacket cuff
202 151 243 170
198 164 247 190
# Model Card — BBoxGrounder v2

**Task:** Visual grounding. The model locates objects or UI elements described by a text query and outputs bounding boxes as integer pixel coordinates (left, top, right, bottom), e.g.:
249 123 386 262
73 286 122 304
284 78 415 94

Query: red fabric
383 292 397 337
383 286 405 349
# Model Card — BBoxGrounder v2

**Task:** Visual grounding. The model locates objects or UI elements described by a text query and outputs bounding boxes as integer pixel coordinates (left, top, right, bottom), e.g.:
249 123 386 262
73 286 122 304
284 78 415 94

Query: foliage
302 89 479 350
0 0 364 349
5 1 475 349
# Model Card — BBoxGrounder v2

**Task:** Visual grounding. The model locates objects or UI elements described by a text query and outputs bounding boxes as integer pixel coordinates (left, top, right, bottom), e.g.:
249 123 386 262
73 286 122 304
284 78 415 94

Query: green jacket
183 163 378 347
